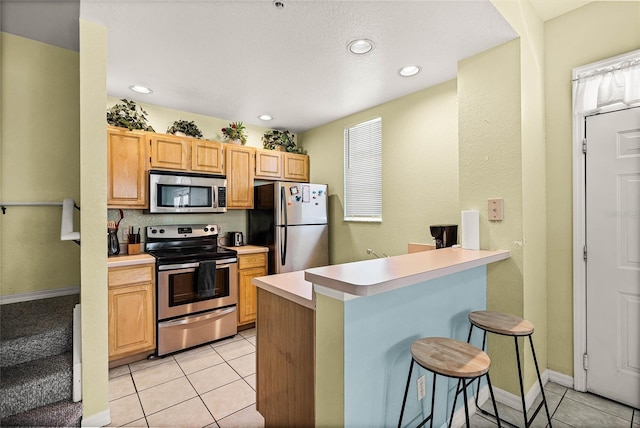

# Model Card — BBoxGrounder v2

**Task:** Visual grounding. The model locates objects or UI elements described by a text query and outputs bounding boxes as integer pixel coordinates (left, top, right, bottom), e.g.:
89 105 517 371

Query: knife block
127 244 142 255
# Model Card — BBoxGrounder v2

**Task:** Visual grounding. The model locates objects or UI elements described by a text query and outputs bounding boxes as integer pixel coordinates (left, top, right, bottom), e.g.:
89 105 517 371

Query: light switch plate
488 198 504 221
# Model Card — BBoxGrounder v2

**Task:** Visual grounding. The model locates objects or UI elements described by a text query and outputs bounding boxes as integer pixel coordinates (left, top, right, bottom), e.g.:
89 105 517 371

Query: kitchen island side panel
341 266 487 427
256 287 315 428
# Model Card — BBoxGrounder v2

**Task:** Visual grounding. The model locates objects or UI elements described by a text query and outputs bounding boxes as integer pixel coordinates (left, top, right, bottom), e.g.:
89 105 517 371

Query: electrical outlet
488 198 504 221
417 375 426 401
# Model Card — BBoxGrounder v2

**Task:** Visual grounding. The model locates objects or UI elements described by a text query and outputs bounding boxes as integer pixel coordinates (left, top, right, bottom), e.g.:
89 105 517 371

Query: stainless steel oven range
145 224 238 356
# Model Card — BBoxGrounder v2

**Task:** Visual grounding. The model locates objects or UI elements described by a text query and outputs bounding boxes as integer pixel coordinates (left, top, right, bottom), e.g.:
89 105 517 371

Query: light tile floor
108 328 263 428
109 329 639 428
471 380 640 428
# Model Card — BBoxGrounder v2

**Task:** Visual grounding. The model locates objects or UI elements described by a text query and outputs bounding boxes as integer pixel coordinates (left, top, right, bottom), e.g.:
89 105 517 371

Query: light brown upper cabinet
283 153 310 182
255 149 283 179
107 126 149 208
225 145 255 209
149 134 189 170
191 140 225 174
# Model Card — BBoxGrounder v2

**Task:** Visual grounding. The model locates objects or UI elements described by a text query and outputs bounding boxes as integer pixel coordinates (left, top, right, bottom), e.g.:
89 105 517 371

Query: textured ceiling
5 1 589 133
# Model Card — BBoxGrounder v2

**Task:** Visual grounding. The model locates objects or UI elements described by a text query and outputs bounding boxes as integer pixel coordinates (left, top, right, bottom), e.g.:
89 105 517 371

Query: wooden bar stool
398 337 501 428
467 311 552 428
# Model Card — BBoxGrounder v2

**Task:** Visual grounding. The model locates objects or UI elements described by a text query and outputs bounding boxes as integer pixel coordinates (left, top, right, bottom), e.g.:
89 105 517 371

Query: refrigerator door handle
281 186 287 266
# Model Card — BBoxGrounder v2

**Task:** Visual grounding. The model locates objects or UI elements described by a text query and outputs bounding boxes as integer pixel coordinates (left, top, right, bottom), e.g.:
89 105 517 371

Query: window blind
344 117 382 222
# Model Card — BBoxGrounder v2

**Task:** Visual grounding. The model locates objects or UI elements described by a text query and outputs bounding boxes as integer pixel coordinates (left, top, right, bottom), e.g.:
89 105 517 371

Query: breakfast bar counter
253 248 510 428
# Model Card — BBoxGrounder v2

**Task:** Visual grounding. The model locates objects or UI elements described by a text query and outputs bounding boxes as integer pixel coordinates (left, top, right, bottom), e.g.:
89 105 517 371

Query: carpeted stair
0 294 82 427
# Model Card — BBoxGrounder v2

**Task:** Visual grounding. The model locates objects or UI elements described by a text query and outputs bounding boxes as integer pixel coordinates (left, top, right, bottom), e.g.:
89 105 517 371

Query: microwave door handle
213 185 217 208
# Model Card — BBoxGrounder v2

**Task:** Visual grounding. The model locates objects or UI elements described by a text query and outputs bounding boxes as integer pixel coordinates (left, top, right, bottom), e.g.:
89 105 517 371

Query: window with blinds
344 117 382 222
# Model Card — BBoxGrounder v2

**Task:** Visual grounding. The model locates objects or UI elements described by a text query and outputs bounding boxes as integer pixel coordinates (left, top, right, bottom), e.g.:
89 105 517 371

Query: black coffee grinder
430 224 458 249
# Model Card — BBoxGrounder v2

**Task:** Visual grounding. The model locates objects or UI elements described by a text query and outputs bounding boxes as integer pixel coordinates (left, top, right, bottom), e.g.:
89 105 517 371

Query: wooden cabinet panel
283 153 310 182
108 264 154 287
108 265 155 360
107 127 148 208
255 149 283 179
257 288 315 427
150 134 189 170
237 252 267 325
191 140 224 174
238 252 267 270
225 145 255 209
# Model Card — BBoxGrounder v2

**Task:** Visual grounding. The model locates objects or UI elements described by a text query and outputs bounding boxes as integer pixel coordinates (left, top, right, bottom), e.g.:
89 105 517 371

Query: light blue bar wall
343 266 487 427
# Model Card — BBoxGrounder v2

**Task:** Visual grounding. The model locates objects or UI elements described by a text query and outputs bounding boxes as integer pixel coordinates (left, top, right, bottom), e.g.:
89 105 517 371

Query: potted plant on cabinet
262 129 305 154
166 120 203 139
106 99 155 131
221 122 247 145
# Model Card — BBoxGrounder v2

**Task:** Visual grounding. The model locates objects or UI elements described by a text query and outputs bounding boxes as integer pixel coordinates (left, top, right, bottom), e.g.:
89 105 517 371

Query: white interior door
585 107 640 408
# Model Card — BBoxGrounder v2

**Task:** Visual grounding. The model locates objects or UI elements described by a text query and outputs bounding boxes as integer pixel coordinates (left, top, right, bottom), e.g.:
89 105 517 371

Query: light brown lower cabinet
256 288 315 428
237 252 267 325
108 264 156 361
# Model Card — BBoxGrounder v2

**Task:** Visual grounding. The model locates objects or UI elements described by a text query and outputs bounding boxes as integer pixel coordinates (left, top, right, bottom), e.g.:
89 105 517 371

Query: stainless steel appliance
227 231 244 247
148 170 227 214
248 182 328 274
145 224 238 356
430 224 458 249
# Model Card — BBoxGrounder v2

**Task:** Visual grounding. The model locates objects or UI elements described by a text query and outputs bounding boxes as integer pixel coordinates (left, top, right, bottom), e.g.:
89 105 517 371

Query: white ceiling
3 1 593 133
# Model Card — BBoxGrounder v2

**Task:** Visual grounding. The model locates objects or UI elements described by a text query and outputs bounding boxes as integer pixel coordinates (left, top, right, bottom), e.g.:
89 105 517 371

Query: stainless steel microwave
148 170 227 214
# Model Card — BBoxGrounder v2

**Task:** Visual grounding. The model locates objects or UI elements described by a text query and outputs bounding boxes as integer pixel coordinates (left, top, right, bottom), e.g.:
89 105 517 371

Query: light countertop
223 245 268 255
107 253 155 268
253 248 509 307
305 247 510 297
252 271 314 310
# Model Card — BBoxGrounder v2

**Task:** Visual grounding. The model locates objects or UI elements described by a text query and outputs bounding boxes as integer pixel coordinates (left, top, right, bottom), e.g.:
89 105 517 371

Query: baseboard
448 385 489 428
0 285 80 305
446 370 575 428
548 370 574 389
81 408 110 427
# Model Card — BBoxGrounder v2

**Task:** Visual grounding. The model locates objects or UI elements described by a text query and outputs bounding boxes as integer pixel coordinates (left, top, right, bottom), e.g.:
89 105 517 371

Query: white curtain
573 58 640 115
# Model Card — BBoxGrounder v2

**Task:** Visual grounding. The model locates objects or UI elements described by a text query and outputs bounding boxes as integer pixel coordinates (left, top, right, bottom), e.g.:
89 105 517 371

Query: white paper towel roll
461 210 480 250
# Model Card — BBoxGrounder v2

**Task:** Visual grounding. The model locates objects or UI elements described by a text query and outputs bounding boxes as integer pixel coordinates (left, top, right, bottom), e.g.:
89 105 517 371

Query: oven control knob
204 227 209 232
159 229 165 234
151 229 157 234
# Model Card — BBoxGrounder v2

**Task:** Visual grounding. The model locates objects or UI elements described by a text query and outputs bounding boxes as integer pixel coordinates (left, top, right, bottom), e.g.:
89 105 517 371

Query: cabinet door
225 145 255 209
191 140 225 174
108 283 155 359
283 153 310 182
255 149 283 179
107 127 148 208
238 266 267 325
150 134 189 170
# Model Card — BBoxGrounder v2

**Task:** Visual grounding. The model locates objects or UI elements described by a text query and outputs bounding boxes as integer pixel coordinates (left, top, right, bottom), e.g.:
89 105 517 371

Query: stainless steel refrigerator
248 182 328 274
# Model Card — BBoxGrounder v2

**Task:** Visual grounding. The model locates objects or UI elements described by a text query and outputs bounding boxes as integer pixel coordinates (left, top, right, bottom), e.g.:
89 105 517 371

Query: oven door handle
159 306 236 327
158 258 237 271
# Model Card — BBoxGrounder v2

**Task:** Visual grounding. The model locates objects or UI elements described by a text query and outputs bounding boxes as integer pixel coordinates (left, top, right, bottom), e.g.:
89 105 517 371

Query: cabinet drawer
109 264 154 287
238 253 267 270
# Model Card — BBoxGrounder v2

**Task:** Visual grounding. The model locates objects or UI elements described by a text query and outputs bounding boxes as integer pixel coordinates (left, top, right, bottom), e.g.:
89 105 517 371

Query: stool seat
411 337 491 378
469 310 534 336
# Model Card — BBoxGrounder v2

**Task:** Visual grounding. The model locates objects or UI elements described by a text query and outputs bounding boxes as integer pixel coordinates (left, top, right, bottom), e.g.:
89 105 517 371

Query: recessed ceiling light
129 85 153 94
348 39 374 55
259 114 273 121
398 66 421 77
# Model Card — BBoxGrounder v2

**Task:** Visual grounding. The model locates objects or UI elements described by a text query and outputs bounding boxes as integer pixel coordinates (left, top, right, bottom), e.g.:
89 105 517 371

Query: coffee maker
430 224 458 249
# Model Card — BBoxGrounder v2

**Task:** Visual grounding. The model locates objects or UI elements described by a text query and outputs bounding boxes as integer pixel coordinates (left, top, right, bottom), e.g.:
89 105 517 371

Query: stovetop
144 224 237 264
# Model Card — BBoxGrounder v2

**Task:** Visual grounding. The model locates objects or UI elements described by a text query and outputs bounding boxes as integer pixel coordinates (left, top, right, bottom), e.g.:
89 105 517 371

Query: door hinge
582 138 587 154
583 353 589 370
583 245 587 262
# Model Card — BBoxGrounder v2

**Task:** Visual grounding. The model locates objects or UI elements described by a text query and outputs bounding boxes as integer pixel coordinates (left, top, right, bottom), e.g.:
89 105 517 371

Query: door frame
572 49 640 392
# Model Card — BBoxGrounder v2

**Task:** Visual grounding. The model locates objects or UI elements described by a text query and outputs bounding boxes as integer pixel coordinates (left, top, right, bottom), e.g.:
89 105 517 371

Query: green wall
458 39 527 394
300 79 459 263
544 1 640 376
80 19 109 423
0 32 80 296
